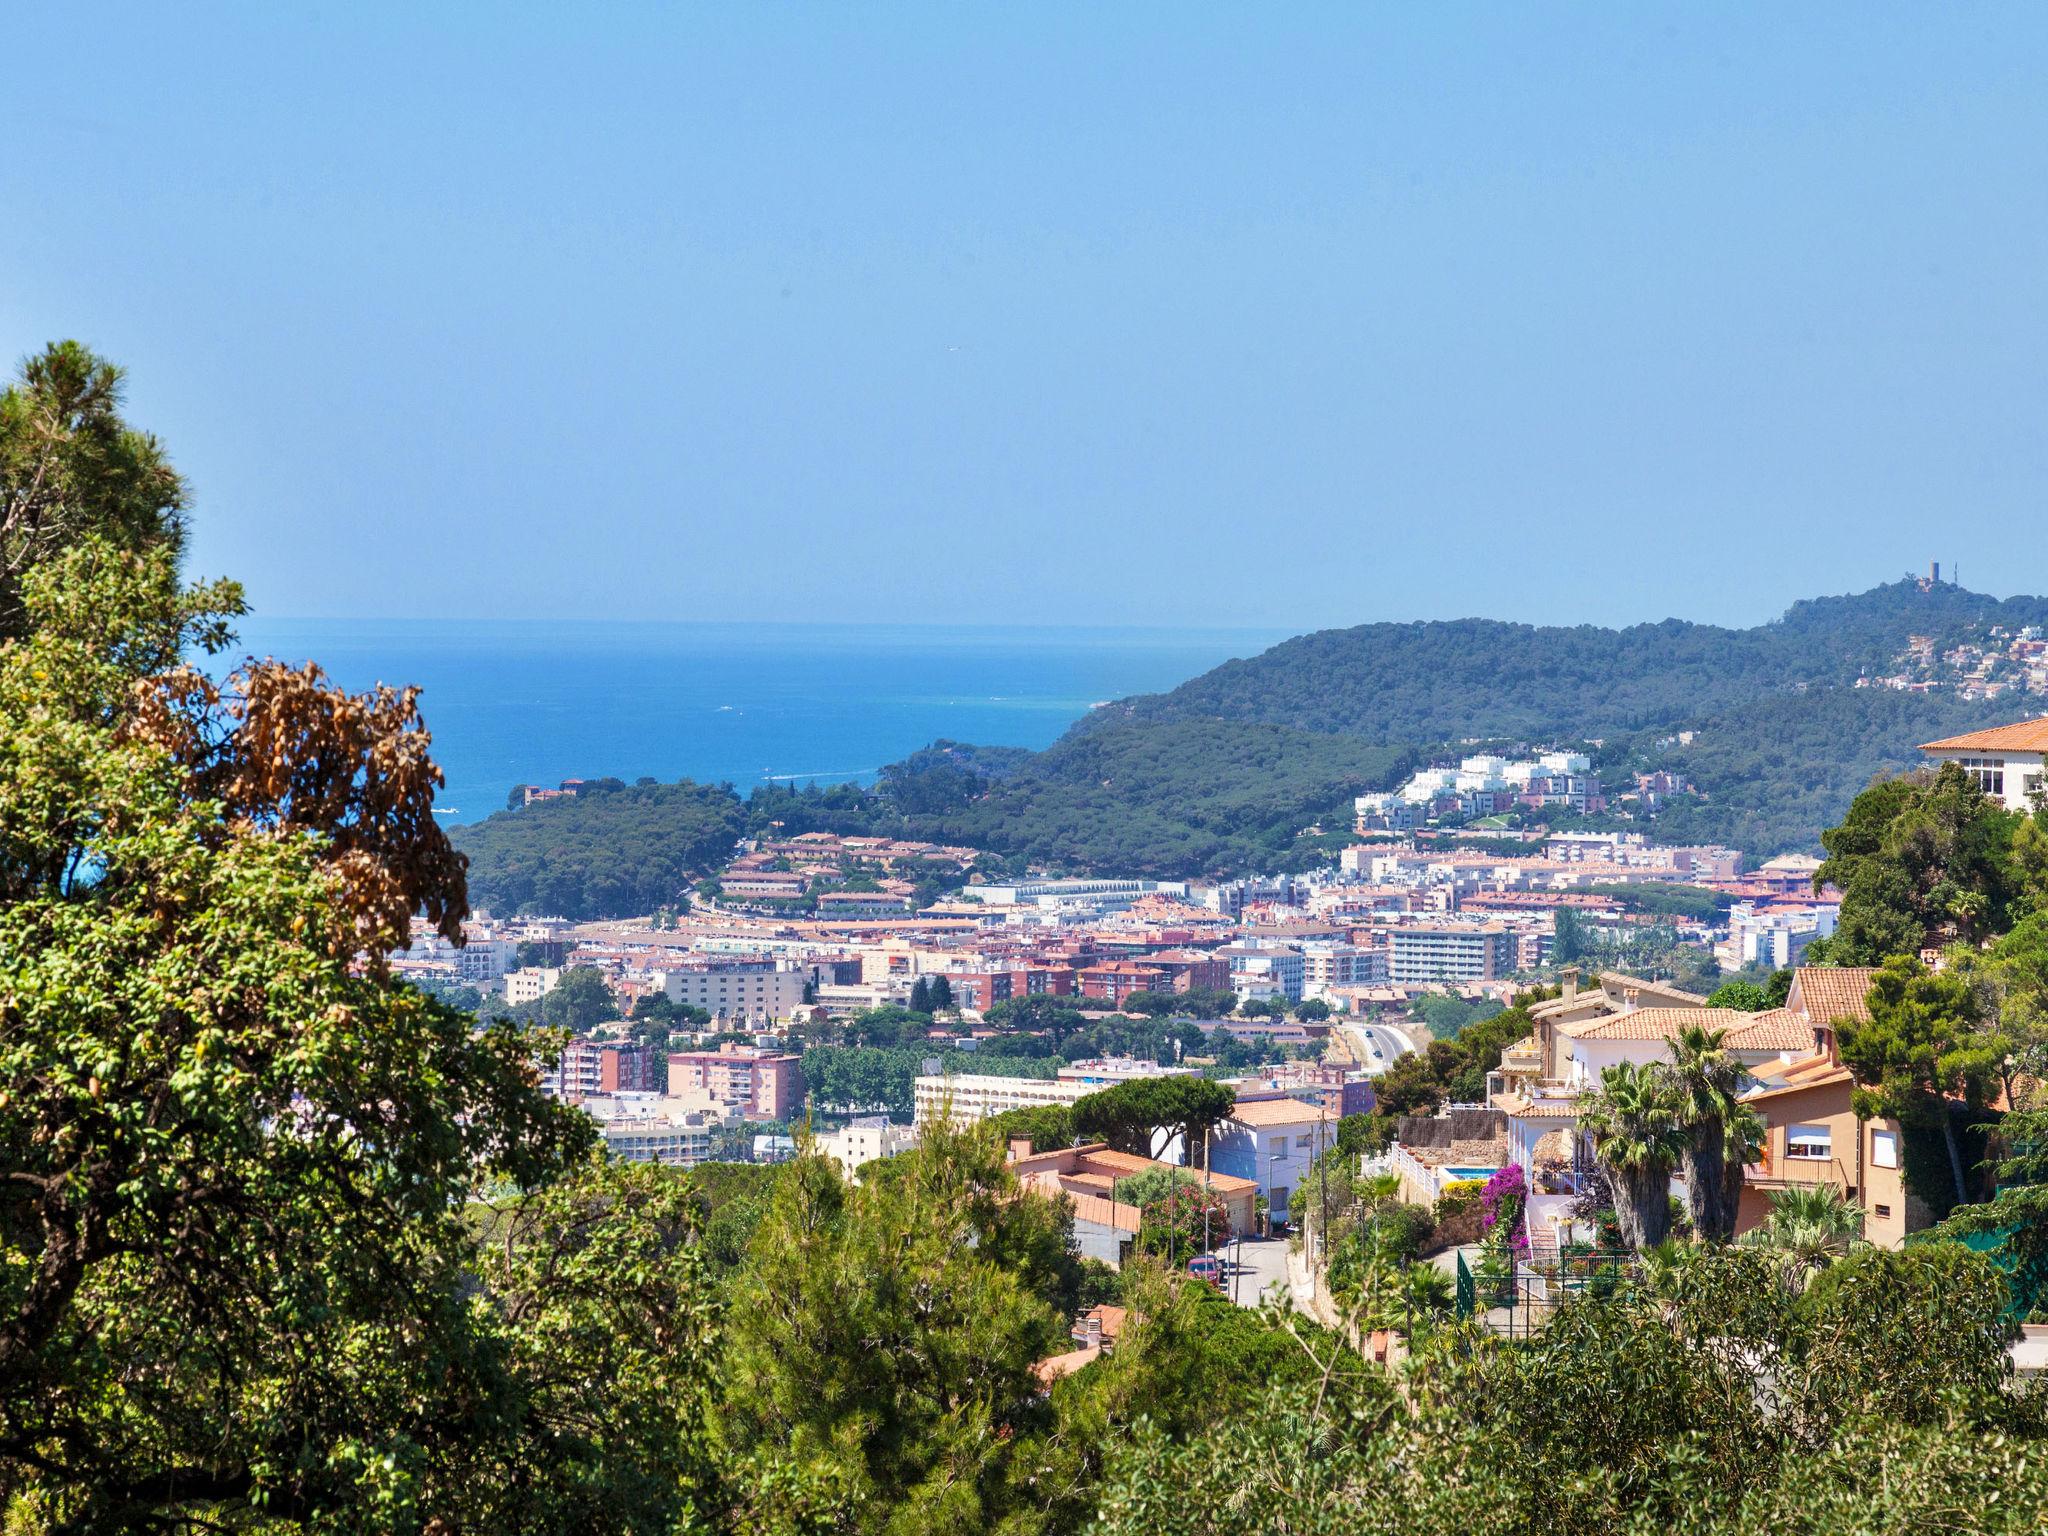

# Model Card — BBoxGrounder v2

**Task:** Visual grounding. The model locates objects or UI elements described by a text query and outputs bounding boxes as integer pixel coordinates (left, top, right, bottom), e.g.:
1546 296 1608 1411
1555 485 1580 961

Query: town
386 721 2047 1379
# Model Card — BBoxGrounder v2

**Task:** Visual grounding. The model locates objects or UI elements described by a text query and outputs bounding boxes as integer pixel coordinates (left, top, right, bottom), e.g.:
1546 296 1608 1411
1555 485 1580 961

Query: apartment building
1387 925 1513 984
666 1043 804 1121
504 966 560 1006
546 1039 663 1102
912 1072 1096 1130
1217 944 1306 1001
1299 941 1388 995
655 959 806 1022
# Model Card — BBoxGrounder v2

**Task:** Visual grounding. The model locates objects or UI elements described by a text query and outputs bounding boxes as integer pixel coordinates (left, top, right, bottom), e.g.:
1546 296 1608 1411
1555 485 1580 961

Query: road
1218 1235 1294 1308
1338 1018 1421 1075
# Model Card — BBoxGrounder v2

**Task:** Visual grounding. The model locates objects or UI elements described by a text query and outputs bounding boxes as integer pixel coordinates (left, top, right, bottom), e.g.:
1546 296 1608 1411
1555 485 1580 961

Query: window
1871 1129 1899 1169
1787 1123 1832 1161
1957 756 2006 796
1874 1204 1892 1220
1296 1134 1315 1149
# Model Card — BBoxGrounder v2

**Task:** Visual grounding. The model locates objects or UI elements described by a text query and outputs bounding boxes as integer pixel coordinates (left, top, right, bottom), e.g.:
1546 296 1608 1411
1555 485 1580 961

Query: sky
3 4 2046 632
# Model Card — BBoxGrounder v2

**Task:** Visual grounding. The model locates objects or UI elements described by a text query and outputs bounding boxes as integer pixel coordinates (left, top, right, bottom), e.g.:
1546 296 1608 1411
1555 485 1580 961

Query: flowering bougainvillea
1479 1163 1529 1256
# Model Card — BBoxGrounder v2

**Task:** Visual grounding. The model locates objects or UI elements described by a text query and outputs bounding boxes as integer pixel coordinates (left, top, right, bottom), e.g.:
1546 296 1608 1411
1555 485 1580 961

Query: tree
1704 979 1767 1011
0 536 599 1526
1073 1076 1237 1161
1293 998 1332 1022
1667 1024 1745 1243
908 976 932 1014
985 1103 1076 1153
1816 765 2022 962
1579 1060 1687 1250
543 965 618 1033
0 341 187 638
720 1120 1073 1528
1552 904 1588 963
1838 955 2004 1206
1738 1186 1864 1293
926 975 954 1013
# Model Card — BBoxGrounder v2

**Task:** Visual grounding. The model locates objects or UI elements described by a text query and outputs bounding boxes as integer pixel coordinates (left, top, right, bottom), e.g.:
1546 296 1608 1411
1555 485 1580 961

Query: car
1186 1254 1226 1287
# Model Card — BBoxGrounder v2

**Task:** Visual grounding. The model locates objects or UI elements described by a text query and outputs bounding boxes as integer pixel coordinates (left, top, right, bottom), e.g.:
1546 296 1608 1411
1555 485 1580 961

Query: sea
231 620 1290 827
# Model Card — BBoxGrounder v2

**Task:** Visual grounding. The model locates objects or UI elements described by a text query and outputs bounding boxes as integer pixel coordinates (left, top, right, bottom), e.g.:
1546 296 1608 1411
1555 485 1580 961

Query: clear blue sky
4 5 2045 630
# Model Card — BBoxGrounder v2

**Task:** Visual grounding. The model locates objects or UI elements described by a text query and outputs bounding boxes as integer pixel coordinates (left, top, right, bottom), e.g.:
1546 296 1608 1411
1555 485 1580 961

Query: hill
454 577 2048 918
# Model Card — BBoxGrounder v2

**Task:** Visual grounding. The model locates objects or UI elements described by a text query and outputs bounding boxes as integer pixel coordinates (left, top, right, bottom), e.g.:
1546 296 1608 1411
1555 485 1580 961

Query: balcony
1745 1151 1851 1192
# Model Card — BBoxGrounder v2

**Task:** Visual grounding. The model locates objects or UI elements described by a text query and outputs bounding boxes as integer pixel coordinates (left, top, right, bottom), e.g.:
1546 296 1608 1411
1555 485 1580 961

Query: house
1919 718 2048 810
1731 965 1920 1242
1209 1096 1340 1228
1007 1140 1259 1264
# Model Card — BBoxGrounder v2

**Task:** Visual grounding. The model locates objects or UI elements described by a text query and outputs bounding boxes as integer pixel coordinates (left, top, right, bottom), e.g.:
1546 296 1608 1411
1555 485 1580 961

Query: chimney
1007 1136 1034 1162
1560 965 1580 1001
1623 987 1640 1009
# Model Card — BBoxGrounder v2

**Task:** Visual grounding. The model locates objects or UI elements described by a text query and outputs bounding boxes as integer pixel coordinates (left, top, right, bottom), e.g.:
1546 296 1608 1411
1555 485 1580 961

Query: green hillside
456 577 2048 918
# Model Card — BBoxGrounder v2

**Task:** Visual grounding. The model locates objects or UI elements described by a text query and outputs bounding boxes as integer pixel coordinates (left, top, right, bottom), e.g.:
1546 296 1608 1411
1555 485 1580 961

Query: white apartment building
656 960 806 1022
579 1092 724 1167
817 1117 918 1175
1299 942 1389 996
1387 925 1513 984
912 1072 1096 1130
455 935 520 985
504 966 561 1006
1218 944 1307 1002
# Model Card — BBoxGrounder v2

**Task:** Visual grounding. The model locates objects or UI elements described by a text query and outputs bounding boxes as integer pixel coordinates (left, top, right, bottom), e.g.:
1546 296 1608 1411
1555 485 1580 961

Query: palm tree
1667 1025 1744 1242
1738 1185 1864 1291
1578 1060 1687 1251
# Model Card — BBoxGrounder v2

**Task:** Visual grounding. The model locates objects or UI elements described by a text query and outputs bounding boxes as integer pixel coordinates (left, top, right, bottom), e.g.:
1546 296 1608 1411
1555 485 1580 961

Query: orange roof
1566 1005 1813 1054
1742 1052 1854 1102
1921 718 2048 753
1031 1346 1101 1385
1789 967 1880 1028
1227 1097 1338 1128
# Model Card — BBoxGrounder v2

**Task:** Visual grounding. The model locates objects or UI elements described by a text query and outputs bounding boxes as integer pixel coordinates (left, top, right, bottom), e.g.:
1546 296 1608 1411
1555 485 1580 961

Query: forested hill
455 576 2047 918
1082 577 2048 745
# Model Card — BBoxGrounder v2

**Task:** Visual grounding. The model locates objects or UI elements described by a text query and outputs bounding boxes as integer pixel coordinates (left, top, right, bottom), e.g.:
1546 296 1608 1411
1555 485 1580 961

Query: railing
1746 1153 1851 1190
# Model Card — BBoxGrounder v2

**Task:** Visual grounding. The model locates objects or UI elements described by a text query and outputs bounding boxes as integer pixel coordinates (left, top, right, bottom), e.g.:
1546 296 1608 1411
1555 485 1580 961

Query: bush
1435 1178 1485 1221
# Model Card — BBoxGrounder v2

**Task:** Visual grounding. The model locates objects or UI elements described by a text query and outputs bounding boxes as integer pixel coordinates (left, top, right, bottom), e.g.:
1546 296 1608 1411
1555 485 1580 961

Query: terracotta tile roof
1565 1005 1815 1055
1597 971 1709 1005
1921 718 2048 753
1720 1008 1817 1054
1742 1053 1854 1101
1563 1006 1731 1039
1491 1090 1582 1118
1227 1097 1339 1128
1789 967 1880 1028
1032 1345 1101 1385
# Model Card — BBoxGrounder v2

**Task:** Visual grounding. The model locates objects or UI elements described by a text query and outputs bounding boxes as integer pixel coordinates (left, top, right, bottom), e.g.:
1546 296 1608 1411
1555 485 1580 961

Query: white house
1920 719 2048 811
1209 1096 1339 1228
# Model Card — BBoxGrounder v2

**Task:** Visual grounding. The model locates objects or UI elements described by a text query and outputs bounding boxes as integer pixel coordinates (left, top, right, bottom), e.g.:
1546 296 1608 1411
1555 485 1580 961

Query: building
504 966 561 1006
666 1044 804 1121
455 935 520 984
1387 926 1513 984
1919 718 2048 810
1209 1095 1340 1228
817 1116 918 1175
1217 944 1307 1002
655 960 807 1023
547 1038 663 1102
578 1092 723 1167
1299 941 1388 995
719 871 809 901
912 1072 1096 1130
1007 1140 1259 1264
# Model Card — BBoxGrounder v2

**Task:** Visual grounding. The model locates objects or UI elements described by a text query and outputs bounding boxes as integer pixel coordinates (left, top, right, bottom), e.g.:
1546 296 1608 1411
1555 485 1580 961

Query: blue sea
232 620 1289 826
